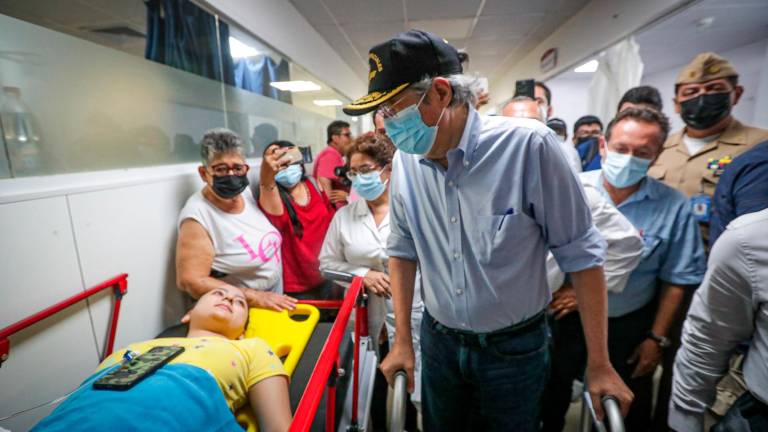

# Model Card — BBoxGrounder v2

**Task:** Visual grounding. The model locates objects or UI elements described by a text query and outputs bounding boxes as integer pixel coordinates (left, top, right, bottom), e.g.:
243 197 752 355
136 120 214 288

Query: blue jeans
421 310 550 432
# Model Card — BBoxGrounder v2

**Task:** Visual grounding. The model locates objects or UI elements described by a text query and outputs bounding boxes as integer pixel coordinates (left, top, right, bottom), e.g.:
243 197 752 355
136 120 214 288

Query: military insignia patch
706 155 733 177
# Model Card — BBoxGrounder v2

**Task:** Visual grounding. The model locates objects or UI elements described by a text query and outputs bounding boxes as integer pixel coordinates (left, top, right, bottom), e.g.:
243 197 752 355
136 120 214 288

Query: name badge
691 194 712 223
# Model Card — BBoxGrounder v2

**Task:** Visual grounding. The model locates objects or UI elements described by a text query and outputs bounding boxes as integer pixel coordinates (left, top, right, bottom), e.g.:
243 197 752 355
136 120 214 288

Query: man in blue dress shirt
343 30 632 431
581 108 707 431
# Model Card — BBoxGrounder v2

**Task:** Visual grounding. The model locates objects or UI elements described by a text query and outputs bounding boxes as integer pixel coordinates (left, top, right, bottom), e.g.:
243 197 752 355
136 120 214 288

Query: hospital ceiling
537 0 768 81
636 0 768 76
288 0 591 82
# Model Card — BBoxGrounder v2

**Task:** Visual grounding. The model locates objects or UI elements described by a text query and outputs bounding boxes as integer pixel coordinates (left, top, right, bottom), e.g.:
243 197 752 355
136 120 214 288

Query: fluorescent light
313 99 343 106
350 117 359 122
270 81 322 92
229 37 259 58
574 59 599 73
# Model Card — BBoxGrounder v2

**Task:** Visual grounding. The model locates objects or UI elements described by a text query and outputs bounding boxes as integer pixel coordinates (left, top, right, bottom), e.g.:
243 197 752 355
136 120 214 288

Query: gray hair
406 74 480 108
199 128 246 166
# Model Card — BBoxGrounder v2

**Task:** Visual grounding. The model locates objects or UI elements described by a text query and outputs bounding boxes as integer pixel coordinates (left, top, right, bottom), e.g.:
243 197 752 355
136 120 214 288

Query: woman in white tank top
176 129 297 312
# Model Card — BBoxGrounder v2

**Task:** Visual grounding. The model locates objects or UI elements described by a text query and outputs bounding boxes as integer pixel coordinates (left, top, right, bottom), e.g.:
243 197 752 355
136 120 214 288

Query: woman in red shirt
258 140 338 299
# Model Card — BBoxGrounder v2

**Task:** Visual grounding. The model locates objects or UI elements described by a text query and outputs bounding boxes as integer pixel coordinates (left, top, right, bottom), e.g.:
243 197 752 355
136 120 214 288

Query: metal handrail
579 392 625 432
389 371 408 432
0 274 128 367
602 396 624 432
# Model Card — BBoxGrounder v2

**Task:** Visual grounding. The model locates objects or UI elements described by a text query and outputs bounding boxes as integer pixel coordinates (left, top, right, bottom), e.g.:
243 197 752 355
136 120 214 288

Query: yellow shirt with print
98 336 287 412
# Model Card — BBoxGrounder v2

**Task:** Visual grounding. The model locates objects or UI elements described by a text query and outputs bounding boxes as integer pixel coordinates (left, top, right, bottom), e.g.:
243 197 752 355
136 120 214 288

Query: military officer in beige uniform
649 52 768 431
650 52 768 204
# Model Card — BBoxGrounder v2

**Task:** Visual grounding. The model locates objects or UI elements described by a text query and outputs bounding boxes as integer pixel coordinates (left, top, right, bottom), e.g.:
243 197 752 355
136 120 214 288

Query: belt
425 309 546 348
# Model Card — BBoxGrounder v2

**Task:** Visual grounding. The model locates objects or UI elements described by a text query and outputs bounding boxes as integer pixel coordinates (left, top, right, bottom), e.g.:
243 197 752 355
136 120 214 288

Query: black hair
457 51 470 65
262 140 309 238
605 107 670 149
573 115 603 134
326 120 350 144
617 85 663 112
535 81 551 105
547 118 568 136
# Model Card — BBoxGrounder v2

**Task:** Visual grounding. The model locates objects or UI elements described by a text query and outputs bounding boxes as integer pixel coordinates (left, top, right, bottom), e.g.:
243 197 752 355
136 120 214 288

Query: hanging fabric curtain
234 56 292 104
144 0 234 85
587 37 644 126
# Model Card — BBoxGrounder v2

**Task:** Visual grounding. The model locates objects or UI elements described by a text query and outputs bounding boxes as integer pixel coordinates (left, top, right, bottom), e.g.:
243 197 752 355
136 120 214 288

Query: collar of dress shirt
352 198 371 218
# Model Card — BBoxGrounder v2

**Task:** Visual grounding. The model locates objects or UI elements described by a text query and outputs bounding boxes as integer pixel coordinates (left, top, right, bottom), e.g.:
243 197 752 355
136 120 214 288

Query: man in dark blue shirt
710 140 768 247
574 115 604 171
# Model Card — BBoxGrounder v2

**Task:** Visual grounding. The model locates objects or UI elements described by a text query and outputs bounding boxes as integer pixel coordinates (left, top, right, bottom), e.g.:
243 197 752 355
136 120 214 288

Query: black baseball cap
343 29 463 116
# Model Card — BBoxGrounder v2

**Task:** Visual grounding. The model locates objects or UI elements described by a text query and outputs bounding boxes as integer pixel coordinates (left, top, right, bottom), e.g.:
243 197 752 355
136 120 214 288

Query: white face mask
538 104 549 123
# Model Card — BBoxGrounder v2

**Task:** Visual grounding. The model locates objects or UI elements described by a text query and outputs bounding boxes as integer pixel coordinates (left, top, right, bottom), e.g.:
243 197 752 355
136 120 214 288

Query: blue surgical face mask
602 150 652 188
352 170 388 201
275 164 302 188
383 91 446 155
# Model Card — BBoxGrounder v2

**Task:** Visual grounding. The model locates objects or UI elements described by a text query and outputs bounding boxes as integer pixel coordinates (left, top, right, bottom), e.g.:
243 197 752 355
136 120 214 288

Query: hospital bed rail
0 273 129 368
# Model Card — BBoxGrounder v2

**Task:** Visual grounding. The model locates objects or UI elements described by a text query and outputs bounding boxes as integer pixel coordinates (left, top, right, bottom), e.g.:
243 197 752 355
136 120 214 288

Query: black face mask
211 174 249 199
680 92 731 130
576 135 598 146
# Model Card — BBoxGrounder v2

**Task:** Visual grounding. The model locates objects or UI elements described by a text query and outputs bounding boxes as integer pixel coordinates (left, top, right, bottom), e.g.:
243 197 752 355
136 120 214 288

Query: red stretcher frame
0 273 129 367
293 276 368 432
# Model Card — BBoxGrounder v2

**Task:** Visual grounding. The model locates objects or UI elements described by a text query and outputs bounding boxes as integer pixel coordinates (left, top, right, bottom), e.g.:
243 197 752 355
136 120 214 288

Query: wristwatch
646 331 671 348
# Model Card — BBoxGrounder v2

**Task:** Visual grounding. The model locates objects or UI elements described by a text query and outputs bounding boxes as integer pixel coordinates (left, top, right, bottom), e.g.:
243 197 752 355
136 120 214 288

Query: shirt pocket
641 234 663 261
474 212 538 265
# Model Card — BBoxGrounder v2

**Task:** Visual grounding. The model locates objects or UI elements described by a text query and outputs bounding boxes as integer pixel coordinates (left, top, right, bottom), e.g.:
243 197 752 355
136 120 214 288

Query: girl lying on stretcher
33 286 292 432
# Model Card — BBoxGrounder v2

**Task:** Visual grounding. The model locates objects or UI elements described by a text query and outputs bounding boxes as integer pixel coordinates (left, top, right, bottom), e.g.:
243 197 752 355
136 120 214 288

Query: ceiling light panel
270 81 322 92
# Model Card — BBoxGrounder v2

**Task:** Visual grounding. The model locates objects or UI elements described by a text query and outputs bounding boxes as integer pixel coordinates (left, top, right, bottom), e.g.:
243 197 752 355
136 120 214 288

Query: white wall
202 0 367 101
754 41 768 127
546 77 591 139
642 38 768 131
491 0 692 111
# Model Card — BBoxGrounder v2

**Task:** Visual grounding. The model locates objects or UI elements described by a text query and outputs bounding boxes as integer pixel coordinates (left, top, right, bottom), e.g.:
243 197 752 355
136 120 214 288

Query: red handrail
298 300 344 309
0 274 128 366
289 276 363 432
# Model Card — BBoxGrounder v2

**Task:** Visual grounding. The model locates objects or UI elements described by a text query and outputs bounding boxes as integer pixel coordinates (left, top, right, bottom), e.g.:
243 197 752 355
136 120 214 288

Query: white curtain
587 37 644 126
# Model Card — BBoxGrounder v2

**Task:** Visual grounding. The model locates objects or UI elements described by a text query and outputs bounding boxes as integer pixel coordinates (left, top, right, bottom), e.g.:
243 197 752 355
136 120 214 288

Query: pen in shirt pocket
497 208 515 231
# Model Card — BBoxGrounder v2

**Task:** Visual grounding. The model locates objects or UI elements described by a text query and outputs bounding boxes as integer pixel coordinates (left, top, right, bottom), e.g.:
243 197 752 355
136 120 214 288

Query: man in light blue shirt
343 30 632 431
580 108 706 431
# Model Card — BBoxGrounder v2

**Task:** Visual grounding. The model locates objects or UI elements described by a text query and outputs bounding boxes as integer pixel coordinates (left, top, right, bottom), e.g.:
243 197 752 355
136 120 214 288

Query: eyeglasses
339 132 352 138
378 87 427 120
346 164 381 180
209 163 249 176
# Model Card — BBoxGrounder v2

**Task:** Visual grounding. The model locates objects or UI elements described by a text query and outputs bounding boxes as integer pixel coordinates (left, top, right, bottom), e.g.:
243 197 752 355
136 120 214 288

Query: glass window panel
0 0 363 178
0 12 227 175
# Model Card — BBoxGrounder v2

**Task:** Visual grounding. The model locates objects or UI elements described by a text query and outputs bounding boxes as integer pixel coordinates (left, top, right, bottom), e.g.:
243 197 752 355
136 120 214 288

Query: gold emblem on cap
368 53 384 82
707 64 721 74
